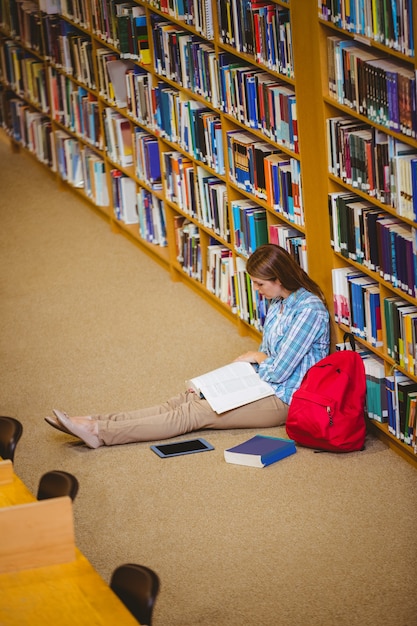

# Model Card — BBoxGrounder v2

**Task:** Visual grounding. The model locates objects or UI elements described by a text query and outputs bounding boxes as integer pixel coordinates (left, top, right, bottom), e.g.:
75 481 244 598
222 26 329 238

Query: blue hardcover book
368 288 382 346
271 159 282 209
231 200 241 251
224 435 296 467
246 208 267 254
144 138 161 185
245 73 257 129
266 6 276 68
387 70 399 131
280 165 290 219
161 87 174 140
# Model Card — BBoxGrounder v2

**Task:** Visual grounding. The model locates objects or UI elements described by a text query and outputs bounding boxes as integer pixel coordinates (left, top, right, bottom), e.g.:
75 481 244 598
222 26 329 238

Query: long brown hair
246 244 327 305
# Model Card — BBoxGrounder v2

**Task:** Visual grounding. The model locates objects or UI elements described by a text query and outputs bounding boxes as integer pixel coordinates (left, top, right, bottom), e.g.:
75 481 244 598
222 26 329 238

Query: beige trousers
93 391 288 446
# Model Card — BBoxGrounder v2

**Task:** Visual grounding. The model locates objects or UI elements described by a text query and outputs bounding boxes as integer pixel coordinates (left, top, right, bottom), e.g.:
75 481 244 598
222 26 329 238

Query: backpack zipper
327 406 333 426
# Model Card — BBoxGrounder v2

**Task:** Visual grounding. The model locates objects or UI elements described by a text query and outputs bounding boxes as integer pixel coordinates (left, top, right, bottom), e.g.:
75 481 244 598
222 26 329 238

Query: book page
187 362 274 414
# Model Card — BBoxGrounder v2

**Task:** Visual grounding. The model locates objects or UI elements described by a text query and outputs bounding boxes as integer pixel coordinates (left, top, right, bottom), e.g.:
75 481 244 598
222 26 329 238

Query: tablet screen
151 438 214 457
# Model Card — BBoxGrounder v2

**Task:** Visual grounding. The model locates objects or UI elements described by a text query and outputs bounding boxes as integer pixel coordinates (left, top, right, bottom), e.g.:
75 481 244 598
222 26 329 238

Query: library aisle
1 133 417 625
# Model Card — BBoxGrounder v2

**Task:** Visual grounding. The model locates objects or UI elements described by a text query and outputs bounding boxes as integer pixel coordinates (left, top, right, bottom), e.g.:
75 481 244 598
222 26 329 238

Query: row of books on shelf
269 223 307 273
6 99 54 165
369 358 417 450
133 129 161 189
162 148 305 250
110 170 167 245
329 191 416 297
153 76 297 183
231 198 268 257
205 243 270 331
13 119 166 240
12 119 107 206
332 266 417 376
174 217 203 281
65 58 299 207
172 215 306 327
0 0 21 39
163 154 229 240
147 0 214 39
1 41 49 112
327 116 417 218
332 267 383 346
90 0 150 63
2 28 111 102
110 168 137 223
207 244 269 330
127 77 226 174
43 17 94 84
2 38 299 178
103 106 133 166
216 0 293 77
150 15 297 151
3 88 304 256
136 186 167 246
218 56 298 153
59 0 90 30
319 0 415 57
125 65 153 125
385 369 417 449
232 199 307 267
44 20 137 101
173 222 262 325
104 109 161 188
1 11 91 79
227 130 303 225
152 15 206 85
327 35 417 138
152 18 216 98
125 77 301 220
54 129 109 205
7 0 44 52
49 71 100 147
176 101 223 173
97 53 134 108
340 340 417 451
234 255 268 330
5 0 149 63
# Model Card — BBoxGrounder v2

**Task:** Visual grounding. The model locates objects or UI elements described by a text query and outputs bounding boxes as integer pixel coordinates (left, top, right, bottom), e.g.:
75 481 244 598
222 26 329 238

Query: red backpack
285 350 367 452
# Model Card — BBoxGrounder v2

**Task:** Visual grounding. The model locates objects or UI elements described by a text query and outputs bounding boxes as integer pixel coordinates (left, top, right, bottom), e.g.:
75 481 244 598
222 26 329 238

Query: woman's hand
233 351 268 365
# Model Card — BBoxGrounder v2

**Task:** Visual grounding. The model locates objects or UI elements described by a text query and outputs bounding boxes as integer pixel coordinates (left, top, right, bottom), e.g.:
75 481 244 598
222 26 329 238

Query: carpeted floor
1 132 417 626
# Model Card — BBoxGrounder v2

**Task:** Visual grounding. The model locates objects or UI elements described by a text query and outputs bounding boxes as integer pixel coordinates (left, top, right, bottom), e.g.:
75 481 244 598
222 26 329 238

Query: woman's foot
53 409 93 424
53 410 101 449
44 415 72 434
45 411 94 435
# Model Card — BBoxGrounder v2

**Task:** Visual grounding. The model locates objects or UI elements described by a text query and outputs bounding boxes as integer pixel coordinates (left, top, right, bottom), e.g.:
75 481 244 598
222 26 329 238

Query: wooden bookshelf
0 0 416 465
317 1 417 467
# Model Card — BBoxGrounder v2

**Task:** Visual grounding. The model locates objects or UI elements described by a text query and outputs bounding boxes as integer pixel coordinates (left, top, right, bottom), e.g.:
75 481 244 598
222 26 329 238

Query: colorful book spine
137 188 167 246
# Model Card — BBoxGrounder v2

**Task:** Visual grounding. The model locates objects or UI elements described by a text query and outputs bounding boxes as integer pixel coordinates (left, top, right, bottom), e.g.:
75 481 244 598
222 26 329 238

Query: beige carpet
1 132 417 626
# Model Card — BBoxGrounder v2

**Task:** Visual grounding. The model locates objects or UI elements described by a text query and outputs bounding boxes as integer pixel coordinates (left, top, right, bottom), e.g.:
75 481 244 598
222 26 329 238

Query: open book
186 361 275 414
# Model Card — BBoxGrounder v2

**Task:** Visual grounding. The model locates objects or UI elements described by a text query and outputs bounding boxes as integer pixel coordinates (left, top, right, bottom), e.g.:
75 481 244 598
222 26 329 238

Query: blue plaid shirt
257 288 330 405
